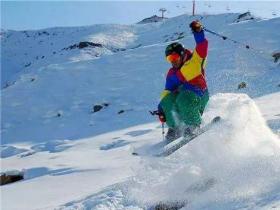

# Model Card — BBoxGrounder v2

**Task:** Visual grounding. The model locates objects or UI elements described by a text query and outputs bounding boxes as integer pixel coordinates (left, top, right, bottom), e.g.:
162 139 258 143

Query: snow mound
126 93 280 209
0 145 29 158
57 93 280 210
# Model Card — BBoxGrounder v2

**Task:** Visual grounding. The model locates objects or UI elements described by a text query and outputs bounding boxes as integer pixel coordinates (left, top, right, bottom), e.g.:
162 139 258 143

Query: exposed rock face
137 15 167 24
272 52 280 63
63 42 103 50
92 103 110 113
0 171 24 185
238 81 247 89
154 201 185 210
235 12 255 22
93 105 103 113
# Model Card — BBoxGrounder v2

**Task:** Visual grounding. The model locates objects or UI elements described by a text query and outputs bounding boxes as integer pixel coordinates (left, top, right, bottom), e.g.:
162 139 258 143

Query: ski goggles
166 53 181 63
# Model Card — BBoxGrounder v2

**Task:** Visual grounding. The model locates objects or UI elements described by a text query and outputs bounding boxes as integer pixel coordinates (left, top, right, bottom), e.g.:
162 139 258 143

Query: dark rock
137 15 168 24
236 12 255 22
92 103 110 113
111 48 126 52
24 62 31 67
0 171 24 185
238 12 251 19
237 12 251 19
130 44 142 49
63 42 103 50
78 42 103 49
3 83 10 89
20 151 36 158
93 105 103 113
38 31 49 36
118 110 125 114
3 81 15 89
23 31 30 37
272 52 280 63
154 201 185 210
238 82 247 89
110 46 127 52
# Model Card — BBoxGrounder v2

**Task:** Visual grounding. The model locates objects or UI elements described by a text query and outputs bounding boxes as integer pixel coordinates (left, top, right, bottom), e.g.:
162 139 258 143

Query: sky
1 1 280 31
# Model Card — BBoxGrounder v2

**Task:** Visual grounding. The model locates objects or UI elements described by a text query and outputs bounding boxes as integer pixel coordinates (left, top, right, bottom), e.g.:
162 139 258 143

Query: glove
189 20 203 33
158 113 166 123
157 104 166 123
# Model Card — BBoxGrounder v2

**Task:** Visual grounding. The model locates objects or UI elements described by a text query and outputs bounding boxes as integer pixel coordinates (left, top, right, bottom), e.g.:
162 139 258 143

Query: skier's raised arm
190 20 208 61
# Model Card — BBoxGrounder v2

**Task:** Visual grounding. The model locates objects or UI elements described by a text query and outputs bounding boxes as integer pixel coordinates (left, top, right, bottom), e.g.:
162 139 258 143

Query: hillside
1 13 280 210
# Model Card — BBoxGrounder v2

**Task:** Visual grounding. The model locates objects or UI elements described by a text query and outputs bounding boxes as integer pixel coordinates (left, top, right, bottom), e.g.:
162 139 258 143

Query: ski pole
204 28 250 49
204 27 273 61
150 110 166 141
204 28 227 40
162 122 165 141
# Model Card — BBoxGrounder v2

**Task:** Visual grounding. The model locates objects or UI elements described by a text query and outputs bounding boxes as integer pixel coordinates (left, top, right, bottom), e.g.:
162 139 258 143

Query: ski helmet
165 42 184 57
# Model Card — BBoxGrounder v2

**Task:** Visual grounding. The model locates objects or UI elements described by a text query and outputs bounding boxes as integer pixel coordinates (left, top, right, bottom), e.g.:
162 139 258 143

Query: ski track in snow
1 13 280 210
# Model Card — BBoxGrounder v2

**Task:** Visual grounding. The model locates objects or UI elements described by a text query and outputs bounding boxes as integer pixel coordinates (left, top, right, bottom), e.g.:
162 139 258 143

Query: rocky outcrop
0 170 24 185
137 15 167 24
63 42 103 50
272 52 280 63
92 103 109 113
235 12 255 23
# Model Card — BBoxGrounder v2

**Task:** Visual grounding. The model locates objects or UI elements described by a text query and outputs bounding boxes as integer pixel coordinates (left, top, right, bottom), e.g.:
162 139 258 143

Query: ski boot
165 127 182 143
183 125 200 138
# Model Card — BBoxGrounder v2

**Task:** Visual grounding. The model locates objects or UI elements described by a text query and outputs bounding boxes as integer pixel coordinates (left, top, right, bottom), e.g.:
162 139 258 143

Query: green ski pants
160 88 209 128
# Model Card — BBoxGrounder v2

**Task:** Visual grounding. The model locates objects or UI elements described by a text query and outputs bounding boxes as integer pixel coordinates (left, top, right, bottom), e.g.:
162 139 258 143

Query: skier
157 20 209 142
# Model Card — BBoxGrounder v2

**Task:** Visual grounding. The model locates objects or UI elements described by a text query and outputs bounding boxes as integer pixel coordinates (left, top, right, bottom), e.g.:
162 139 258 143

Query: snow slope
2 94 280 210
1 13 280 210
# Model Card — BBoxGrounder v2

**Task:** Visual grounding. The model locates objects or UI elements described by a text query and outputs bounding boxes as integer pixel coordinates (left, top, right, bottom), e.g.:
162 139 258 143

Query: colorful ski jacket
161 30 208 100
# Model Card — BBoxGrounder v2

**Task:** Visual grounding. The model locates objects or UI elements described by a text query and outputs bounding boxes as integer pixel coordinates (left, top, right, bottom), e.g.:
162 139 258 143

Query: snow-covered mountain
137 15 168 24
1 13 280 210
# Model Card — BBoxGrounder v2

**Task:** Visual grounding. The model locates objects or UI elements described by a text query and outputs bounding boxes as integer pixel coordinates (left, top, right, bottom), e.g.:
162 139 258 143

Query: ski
156 116 221 157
